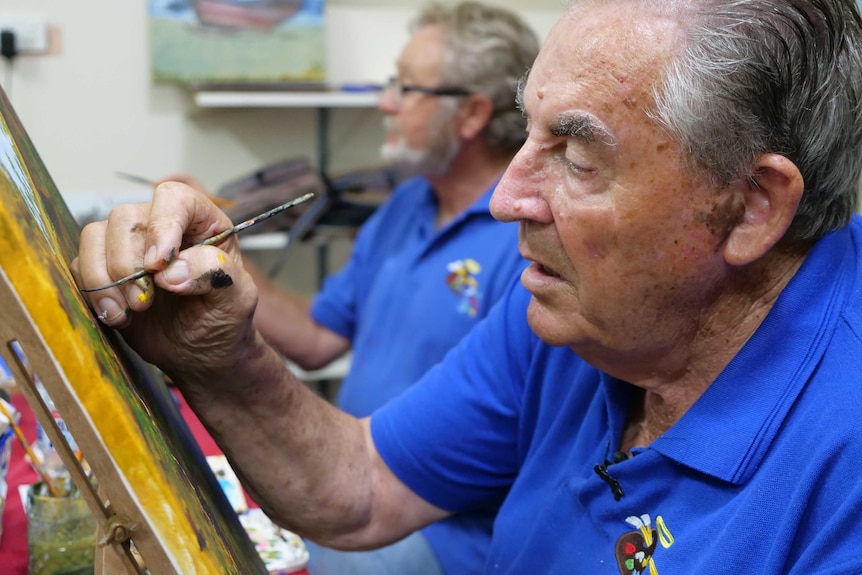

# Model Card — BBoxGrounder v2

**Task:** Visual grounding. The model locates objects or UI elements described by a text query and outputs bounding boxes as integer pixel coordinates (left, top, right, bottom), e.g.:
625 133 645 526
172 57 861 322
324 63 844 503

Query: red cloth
0 392 39 575
0 391 309 575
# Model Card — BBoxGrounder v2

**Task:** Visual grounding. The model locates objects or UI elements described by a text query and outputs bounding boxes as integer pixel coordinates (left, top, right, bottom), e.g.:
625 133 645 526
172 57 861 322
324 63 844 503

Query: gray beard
380 138 460 177
379 109 461 177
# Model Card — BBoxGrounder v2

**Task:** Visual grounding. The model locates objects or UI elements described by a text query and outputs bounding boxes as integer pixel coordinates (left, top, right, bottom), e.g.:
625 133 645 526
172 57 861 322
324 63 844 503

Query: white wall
0 0 564 218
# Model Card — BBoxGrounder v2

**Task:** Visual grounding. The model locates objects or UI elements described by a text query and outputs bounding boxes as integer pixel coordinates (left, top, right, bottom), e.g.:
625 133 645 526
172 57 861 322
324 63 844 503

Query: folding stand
0 85 267 574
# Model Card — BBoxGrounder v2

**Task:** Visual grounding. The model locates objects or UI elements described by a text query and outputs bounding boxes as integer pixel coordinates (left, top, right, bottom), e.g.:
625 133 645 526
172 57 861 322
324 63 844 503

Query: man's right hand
71 182 447 549
156 173 235 209
71 182 259 382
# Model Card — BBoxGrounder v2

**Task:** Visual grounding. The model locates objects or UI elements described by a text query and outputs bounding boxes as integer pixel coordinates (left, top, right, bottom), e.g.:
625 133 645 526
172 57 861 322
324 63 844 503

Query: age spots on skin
696 194 745 239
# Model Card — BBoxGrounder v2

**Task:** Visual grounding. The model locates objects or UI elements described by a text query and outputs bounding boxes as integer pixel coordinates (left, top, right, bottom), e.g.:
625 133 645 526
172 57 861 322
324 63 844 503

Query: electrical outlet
0 17 48 54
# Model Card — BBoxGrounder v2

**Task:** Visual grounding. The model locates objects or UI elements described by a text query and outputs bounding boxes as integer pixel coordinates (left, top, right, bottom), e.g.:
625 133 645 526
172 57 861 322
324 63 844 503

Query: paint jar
26 486 97 575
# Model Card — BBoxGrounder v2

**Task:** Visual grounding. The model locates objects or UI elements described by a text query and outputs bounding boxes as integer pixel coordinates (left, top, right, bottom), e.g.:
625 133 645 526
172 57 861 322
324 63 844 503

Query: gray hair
412 2 541 155
649 0 862 243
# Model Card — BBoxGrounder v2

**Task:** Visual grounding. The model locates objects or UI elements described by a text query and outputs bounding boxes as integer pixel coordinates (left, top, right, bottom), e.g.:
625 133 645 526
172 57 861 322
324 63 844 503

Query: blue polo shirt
373 215 862 574
310 175 525 574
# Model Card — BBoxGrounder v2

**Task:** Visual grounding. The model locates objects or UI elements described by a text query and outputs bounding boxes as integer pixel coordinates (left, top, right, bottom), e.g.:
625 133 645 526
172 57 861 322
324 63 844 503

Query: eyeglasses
384 77 472 108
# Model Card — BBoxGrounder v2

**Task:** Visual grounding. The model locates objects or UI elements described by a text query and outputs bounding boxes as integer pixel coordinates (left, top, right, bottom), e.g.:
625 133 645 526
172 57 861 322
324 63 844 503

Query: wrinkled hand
70 182 259 380
156 173 210 195
157 173 235 209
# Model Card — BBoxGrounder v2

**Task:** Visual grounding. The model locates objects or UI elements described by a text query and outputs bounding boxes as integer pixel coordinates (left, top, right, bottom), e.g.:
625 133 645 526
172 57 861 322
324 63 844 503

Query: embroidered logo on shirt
446 258 482 316
615 514 674 575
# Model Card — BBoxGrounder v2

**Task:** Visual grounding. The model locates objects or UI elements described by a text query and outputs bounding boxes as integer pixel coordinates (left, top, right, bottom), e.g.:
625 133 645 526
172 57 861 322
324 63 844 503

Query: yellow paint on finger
135 276 153 304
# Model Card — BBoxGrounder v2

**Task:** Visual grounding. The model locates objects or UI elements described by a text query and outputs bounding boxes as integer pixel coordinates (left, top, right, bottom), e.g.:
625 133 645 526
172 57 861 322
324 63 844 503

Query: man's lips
537 262 562 279
521 259 564 291
521 247 563 280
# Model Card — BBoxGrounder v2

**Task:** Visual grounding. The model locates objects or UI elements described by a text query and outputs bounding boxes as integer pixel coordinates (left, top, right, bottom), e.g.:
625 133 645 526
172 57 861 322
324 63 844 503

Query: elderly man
157 3 538 574
75 0 862 572
249 1 537 420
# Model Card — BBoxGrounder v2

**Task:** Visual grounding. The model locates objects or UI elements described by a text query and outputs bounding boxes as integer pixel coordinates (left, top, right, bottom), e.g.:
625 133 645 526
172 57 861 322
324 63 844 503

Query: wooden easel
0 267 267 573
0 84 268 574
0 270 154 572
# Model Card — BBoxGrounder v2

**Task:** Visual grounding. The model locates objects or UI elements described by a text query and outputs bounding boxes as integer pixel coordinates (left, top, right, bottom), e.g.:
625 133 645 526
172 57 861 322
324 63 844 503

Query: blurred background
0 0 561 294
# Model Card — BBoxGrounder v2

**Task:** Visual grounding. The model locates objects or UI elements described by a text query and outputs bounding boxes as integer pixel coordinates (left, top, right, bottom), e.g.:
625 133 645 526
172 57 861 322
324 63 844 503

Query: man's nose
377 88 398 114
490 144 549 223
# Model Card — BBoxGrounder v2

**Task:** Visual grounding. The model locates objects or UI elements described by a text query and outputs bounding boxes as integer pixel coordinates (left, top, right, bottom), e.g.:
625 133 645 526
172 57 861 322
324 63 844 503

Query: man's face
379 25 461 177
491 4 741 376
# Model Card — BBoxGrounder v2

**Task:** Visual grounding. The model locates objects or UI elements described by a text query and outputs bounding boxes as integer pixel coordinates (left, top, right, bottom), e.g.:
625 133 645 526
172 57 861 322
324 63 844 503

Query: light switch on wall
0 17 49 54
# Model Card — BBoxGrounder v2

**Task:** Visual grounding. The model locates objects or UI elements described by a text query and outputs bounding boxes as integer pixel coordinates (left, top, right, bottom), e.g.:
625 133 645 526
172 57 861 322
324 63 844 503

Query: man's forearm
171 337 369 529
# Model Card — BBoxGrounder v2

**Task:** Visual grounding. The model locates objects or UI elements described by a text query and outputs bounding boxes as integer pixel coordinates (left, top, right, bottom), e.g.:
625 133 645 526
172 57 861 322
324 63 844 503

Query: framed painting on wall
149 0 326 86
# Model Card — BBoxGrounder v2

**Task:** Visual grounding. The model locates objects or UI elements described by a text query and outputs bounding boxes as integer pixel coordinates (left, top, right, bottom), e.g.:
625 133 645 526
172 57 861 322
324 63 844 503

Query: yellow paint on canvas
0 96 265 572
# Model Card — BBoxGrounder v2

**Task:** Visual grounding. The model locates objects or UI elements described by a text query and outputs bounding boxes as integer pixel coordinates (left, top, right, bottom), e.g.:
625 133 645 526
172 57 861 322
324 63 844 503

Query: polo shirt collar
647 224 856 485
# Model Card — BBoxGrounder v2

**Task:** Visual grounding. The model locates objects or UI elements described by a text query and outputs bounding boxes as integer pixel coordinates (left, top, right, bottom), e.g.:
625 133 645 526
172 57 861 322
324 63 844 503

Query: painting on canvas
0 85 267 572
150 0 326 85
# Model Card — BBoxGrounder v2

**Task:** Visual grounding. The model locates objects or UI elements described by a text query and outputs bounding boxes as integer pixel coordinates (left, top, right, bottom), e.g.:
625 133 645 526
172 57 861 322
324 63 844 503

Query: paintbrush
116 171 158 187
0 398 62 497
80 192 316 293
116 172 237 209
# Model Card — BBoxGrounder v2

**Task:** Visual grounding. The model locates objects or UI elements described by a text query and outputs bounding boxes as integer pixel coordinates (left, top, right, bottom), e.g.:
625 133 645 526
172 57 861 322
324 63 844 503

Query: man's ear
457 93 495 140
723 153 804 266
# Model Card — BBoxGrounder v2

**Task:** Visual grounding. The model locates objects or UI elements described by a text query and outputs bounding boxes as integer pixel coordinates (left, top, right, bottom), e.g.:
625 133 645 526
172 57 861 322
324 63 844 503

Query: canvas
0 87 267 572
150 0 326 85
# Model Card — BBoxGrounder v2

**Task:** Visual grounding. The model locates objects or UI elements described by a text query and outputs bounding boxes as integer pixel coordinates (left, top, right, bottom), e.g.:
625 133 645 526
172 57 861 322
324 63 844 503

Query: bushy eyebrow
551 113 617 148
516 72 617 149
515 70 530 116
